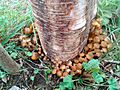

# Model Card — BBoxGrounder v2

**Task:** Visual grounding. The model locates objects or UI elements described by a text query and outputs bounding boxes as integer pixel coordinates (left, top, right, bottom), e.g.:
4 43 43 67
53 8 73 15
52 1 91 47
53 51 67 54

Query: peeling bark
0 44 20 74
30 0 98 61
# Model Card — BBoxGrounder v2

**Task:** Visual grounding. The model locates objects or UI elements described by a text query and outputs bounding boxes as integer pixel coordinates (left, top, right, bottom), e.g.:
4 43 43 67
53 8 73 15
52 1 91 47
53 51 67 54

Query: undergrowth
0 0 120 90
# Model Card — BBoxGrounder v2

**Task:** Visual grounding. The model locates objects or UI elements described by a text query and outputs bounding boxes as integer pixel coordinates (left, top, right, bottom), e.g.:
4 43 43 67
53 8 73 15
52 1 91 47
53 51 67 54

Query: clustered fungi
19 18 112 78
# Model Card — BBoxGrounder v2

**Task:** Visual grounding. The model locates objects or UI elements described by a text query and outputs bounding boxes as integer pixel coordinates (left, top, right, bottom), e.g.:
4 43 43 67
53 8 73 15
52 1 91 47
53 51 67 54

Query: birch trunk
30 0 97 61
0 44 20 74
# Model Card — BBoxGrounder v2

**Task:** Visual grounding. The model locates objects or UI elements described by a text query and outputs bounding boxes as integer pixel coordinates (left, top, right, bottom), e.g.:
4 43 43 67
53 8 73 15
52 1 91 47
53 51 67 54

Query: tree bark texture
0 44 20 74
30 0 97 61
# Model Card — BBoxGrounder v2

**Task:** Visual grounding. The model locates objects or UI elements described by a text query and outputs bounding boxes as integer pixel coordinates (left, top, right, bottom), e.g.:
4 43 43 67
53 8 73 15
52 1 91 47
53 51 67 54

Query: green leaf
44 68 52 82
30 76 35 81
25 51 32 57
60 82 74 90
63 75 72 82
82 59 100 71
59 75 74 90
10 52 18 59
34 68 39 74
108 77 118 90
45 68 52 74
59 82 66 90
0 70 6 78
92 72 103 84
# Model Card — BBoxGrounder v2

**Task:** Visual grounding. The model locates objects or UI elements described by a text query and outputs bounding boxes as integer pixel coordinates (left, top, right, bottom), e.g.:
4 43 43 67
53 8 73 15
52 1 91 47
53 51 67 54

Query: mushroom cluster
51 18 112 78
19 23 49 61
18 18 112 78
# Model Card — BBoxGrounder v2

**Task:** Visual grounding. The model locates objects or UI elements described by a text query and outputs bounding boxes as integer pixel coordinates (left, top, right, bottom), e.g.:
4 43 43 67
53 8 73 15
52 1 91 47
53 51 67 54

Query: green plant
59 75 74 90
82 59 118 90
5 42 25 59
30 68 40 81
98 1 120 89
44 68 52 82
0 0 33 44
108 77 118 90
0 70 7 79
82 59 103 84
98 0 120 26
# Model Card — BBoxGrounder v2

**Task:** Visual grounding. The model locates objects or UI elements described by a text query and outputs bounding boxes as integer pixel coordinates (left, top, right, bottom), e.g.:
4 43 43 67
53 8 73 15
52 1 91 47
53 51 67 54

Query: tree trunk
30 0 97 61
0 44 20 74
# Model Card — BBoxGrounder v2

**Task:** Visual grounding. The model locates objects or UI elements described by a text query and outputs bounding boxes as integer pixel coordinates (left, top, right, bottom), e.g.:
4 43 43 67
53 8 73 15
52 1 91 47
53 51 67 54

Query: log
0 44 20 74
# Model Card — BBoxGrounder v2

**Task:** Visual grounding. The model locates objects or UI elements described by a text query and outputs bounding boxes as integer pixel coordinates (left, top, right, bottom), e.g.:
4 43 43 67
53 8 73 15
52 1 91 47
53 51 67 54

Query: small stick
104 60 120 65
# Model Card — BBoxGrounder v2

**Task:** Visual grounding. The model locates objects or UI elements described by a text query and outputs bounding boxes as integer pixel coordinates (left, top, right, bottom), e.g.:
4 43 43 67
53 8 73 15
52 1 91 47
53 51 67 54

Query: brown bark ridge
30 0 97 61
0 44 20 74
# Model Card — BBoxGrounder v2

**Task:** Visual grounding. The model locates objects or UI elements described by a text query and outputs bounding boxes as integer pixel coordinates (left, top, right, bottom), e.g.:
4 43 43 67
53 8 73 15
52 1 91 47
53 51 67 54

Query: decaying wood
0 44 20 74
30 0 97 61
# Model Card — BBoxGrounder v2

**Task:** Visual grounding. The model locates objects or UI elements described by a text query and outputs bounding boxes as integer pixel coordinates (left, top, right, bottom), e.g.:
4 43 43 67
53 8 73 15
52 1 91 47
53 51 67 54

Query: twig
112 32 119 46
83 82 109 87
100 64 120 79
104 60 120 65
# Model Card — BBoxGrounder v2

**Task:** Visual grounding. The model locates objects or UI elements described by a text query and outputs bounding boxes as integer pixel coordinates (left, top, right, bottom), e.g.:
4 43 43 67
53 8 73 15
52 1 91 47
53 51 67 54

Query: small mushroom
86 53 93 60
71 65 77 72
63 72 68 77
24 27 33 34
101 48 107 53
75 70 82 75
101 41 107 48
93 43 100 49
84 46 89 52
31 52 39 60
19 35 28 40
66 61 72 66
21 40 28 47
87 43 93 50
107 44 112 49
104 38 110 44
52 68 57 74
93 36 100 43
79 53 85 58
57 70 63 77
76 63 82 70
60 65 66 70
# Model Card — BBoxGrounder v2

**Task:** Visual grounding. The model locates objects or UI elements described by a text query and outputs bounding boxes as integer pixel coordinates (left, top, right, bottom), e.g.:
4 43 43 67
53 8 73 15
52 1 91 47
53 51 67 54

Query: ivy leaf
34 68 39 74
45 68 52 74
63 75 72 82
108 77 118 90
44 68 52 82
25 51 32 56
0 70 6 78
82 59 100 71
30 76 35 81
60 82 74 90
59 75 74 90
10 52 18 59
59 82 66 90
92 72 103 84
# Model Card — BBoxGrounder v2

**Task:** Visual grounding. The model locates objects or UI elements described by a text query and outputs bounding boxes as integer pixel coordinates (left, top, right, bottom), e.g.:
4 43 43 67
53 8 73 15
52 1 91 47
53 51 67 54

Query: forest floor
0 0 120 90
